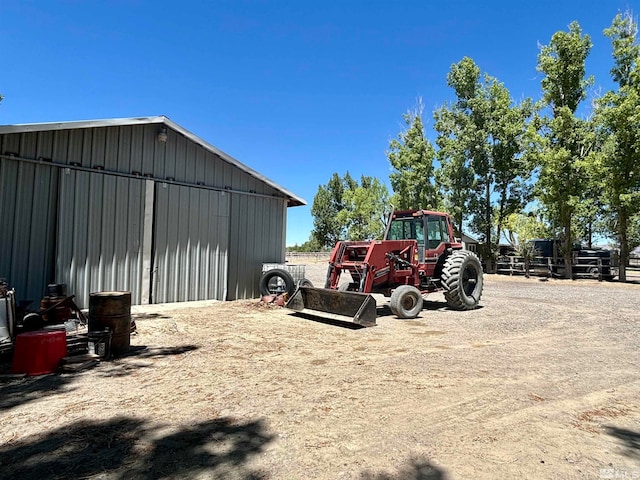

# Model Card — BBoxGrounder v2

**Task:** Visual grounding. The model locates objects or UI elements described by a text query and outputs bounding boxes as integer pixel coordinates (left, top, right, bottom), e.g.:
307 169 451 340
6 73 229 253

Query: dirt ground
1 259 639 479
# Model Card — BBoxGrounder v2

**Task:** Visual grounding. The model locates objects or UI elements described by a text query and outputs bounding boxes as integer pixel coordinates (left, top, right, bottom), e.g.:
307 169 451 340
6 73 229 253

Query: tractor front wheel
390 285 423 319
441 251 484 310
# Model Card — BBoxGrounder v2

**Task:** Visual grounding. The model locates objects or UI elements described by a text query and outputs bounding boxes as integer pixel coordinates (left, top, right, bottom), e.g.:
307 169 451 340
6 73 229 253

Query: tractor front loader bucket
285 286 377 327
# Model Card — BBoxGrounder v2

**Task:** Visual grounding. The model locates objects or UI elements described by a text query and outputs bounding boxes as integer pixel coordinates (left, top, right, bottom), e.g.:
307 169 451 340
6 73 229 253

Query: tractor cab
385 210 461 264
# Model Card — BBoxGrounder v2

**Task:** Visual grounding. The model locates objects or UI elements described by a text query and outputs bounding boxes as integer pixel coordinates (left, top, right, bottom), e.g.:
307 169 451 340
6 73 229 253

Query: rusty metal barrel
88 291 131 356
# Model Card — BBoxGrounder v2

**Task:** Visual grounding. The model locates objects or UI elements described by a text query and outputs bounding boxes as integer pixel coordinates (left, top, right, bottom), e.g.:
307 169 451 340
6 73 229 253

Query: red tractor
286 209 484 326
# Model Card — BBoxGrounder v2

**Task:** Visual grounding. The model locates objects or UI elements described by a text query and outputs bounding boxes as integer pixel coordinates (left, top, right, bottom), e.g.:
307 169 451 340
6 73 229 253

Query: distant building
0 116 305 308
461 233 479 254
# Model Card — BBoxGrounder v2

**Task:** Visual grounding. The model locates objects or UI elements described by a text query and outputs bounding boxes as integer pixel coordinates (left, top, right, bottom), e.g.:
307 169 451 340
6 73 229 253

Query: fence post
598 258 602 282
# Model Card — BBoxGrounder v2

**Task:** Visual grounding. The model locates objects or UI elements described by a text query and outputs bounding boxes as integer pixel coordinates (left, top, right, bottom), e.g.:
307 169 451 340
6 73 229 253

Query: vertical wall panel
104 127 120 171
2 133 21 154
52 129 69 162
129 126 144 174
227 194 287 300
0 158 59 306
91 128 107 168
174 135 188 182
184 142 196 184
36 131 54 160
117 126 131 171
56 170 146 309
153 183 229 303
140 179 155 304
81 129 93 167
141 125 156 177
67 129 83 164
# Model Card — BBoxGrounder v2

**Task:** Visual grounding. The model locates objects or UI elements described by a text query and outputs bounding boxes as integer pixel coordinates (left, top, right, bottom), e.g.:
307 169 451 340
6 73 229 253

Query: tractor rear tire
390 285 423 319
260 269 295 297
441 251 484 310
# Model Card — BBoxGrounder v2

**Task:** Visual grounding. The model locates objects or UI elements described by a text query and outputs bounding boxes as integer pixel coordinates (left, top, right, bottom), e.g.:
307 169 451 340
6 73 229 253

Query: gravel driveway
1 261 639 479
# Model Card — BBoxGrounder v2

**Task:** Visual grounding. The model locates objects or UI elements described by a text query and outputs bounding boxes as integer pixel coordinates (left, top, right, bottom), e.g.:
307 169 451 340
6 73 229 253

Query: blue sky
0 0 636 245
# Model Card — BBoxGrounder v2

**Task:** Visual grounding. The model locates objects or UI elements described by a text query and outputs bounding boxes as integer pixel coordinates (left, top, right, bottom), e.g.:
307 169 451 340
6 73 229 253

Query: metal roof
461 233 479 243
0 115 306 207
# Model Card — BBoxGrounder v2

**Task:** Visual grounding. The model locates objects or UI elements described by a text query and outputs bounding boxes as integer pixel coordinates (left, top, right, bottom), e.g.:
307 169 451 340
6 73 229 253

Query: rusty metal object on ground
39 294 88 325
88 291 131 356
261 293 288 306
40 296 73 323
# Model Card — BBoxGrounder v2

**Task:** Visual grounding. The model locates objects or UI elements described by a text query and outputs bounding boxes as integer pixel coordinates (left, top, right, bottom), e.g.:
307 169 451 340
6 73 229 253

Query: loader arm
325 240 418 293
286 239 419 326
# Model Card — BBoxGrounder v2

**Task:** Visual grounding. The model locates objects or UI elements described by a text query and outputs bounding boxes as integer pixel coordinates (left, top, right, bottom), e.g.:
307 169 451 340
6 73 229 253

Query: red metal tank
12 330 67 375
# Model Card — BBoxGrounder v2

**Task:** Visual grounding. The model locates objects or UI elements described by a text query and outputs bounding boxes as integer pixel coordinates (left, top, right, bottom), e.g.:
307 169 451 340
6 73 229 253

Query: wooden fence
496 255 616 281
285 252 330 263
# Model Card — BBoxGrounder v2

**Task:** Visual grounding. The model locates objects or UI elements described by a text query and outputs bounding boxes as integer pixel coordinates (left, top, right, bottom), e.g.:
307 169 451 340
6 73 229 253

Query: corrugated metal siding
53 124 283 198
153 183 229 303
227 193 287 300
1 122 291 306
0 157 59 305
56 170 146 309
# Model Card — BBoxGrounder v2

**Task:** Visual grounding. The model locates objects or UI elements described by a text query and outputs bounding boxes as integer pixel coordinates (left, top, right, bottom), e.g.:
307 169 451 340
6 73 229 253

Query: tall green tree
593 12 640 281
573 148 608 249
310 172 356 248
433 107 474 236
534 21 593 278
434 57 533 268
310 172 389 248
337 175 390 240
387 99 440 210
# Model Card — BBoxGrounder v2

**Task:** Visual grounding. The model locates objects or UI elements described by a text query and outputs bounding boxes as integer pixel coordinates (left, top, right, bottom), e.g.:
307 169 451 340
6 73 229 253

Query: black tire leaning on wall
260 269 296 296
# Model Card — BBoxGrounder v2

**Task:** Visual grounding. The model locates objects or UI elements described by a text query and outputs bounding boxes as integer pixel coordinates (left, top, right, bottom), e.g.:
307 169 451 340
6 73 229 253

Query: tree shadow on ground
92 345 200 378
359 455 448 479
0 415 273 479
0 373 77 412
605 426 640 460
0 345 201 408
121 344 199 359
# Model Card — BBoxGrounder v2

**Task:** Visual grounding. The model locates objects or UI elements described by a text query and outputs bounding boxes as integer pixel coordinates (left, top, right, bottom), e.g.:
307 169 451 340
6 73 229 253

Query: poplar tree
434 57 533 269
387 99 440 210
310 172 356 248
310 172 389 248
594 12 640 281
535 21 593 278
338 176 390 240
434 106 474 236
